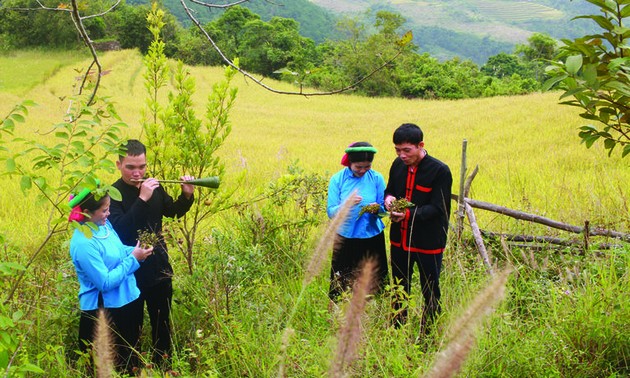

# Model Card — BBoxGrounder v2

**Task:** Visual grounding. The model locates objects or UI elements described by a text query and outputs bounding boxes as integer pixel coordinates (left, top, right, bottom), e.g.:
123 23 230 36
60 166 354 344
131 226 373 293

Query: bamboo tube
132 176 220 188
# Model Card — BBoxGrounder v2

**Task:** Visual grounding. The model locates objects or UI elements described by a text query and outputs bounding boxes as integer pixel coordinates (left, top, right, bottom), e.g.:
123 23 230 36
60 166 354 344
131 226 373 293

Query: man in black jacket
384 123 452 335
109 139 194 370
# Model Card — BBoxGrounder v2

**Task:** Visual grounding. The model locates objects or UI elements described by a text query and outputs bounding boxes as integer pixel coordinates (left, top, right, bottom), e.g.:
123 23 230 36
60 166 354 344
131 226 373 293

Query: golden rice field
1 49 629 250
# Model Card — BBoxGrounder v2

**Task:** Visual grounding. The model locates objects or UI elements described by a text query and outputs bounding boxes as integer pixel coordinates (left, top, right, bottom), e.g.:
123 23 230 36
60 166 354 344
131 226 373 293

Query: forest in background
133 0 600 64
0 1 564 99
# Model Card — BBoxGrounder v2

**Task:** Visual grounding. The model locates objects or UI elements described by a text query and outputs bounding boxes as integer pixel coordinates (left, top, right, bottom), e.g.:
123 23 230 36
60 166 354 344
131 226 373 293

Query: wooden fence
452 140 629 275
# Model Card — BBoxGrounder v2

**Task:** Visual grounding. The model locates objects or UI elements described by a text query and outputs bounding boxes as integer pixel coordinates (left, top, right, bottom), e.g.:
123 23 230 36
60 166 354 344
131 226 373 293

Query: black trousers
78 297 143 374
390 247 443 330
329 232 389 301
139 278 173 367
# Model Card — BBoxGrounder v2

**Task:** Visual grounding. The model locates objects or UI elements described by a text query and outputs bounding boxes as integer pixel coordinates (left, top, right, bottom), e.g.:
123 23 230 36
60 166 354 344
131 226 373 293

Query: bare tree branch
188 0 251 8
188 0 282 9
69 0 101 105
179 0 404 96
8 0 405 100
5 0 105 105
82 0 121 20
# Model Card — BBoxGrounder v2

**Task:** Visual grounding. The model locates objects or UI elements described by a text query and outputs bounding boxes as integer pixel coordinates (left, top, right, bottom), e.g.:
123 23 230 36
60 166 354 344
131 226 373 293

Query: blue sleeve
327 172 342 219
72 238 140 293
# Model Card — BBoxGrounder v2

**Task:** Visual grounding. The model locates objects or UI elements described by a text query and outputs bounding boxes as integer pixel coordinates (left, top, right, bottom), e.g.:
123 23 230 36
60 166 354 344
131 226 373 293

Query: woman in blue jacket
327 142 389 302
69 188 153 373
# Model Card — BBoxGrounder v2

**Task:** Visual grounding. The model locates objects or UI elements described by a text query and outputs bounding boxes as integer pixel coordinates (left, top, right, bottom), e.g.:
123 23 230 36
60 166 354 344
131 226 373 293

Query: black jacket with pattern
385 154 452 254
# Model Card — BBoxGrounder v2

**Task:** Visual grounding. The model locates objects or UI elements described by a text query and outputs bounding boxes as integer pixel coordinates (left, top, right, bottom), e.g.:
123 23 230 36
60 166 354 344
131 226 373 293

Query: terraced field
311 0 571 40
475 0 564 22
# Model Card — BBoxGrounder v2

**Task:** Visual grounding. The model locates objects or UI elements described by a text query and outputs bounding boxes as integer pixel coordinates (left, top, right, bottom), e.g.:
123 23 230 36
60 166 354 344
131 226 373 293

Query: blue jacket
327 168 386 239
70 220 140 310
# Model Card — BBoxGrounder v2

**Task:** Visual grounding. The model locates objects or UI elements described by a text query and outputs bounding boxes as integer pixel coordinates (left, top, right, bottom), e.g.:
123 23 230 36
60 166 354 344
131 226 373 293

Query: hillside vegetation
0 50 628 377
311 0 598 63
103 0 599 64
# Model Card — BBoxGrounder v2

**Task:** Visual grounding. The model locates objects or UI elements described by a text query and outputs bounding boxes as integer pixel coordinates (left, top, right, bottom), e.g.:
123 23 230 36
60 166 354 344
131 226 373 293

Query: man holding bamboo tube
109 139 195 371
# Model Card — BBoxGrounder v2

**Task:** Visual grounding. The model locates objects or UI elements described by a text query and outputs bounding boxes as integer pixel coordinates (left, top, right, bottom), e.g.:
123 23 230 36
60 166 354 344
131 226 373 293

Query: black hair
119 139 146 160
393 123 424 145
347 141 375 163
80 192 110 214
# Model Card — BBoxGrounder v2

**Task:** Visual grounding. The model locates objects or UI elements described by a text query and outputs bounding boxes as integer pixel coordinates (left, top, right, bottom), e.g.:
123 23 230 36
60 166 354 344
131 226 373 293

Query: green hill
309 0 599 63
129 0 340 43
124 0 598 64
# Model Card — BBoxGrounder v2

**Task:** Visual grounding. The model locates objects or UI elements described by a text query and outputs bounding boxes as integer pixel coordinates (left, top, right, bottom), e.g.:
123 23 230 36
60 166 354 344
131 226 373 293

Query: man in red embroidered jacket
384 123 452 335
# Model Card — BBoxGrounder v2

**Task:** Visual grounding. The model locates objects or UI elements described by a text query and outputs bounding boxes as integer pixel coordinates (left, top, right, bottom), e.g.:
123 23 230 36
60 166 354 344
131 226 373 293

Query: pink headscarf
68 195 86 222
340 142 355 167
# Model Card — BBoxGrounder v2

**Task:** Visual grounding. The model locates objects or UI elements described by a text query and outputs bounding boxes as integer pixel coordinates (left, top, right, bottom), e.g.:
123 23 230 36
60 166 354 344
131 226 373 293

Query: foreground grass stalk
424 267 512 378
329 259 376 378
303 191 357 287
277 192 356 377
94 309 114 378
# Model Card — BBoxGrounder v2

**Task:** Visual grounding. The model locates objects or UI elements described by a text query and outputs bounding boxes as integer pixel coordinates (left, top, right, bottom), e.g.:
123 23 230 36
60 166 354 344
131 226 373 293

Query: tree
544 0 629 157
515 32 558 83
237 16 317 76
141 5 238 273
176 1 408 96
516 32 558 62
303 10 413 97
482 52 527 79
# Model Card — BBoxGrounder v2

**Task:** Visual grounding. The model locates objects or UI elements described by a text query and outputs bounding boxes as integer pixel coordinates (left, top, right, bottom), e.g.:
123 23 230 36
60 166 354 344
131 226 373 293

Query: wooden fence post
456 139 467 247
465 203 494 275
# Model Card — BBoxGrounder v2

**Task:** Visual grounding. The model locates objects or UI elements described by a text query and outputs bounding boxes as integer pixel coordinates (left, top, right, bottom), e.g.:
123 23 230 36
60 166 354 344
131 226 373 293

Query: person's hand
390 210 405 223
132 241 153 261
384 195 395 211
139 178 159 202
366 202 380 214
353 195 363 205
180 175 195 199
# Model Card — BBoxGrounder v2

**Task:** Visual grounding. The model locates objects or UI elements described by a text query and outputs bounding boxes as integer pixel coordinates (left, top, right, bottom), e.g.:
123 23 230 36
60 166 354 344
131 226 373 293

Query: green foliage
0 291 44 375
0 242 44 375
1 100 34 145
305 10 543 99
544 0 630 157
0 1 553 99
104 2 181 55
172 164 328 375
463 248 630 377
0 0 79 49
238 17 317 77
482 52 529 78
514 32 558 83
142 2 169 159
304 11 413 97
142 5 238 272
174 6 319 77
0 93 127 304
4 95 124 214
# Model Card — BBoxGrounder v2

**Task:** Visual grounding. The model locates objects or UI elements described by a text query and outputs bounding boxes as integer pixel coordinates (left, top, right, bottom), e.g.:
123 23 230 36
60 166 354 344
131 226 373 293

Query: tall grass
2 50 627 248
0 50 628 377
0 48 88 96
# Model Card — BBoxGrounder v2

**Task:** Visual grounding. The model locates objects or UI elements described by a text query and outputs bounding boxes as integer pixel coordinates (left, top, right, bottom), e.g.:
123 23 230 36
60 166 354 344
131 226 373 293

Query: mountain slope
151 0 599 64
310 0 599 63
